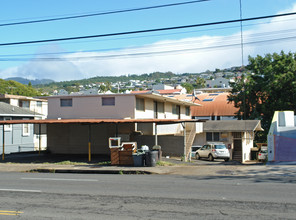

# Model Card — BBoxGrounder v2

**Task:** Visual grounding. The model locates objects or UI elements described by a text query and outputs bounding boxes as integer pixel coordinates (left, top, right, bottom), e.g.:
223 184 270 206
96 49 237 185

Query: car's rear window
215 145 227 149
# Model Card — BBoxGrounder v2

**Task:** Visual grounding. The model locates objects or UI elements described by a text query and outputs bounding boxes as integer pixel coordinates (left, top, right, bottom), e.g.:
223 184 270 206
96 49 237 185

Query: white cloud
1 3 296 81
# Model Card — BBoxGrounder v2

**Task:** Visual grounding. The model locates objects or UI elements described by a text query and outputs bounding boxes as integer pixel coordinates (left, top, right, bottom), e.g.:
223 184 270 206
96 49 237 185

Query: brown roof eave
0 118 201 125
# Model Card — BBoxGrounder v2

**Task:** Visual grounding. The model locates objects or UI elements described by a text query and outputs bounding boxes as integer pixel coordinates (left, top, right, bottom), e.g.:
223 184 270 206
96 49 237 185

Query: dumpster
145 151 158 167
119 142 137 166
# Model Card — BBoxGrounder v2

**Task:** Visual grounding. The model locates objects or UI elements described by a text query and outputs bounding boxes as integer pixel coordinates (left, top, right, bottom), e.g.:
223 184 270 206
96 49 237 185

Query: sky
1 0 296 81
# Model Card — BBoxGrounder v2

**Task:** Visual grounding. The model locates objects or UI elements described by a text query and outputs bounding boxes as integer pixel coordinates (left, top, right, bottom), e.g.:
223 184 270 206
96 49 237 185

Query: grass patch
52 161 89 165
156 161 175 166
95 161 111 166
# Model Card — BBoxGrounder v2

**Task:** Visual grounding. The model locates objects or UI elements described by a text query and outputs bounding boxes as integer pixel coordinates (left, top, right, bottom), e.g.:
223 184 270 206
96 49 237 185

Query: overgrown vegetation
0 79 42 96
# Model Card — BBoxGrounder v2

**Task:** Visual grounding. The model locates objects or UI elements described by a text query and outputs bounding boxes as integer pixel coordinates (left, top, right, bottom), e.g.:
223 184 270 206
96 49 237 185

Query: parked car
195 142 230 161
258 147 268 161
191 146 202 158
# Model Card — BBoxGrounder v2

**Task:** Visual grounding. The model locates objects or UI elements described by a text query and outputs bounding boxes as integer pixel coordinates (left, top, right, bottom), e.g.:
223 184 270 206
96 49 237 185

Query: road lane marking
21 177 98 182
0 189 42 193
0 210 23 216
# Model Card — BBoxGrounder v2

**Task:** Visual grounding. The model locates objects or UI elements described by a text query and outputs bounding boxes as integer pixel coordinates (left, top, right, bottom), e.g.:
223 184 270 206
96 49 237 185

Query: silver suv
195 142 230 161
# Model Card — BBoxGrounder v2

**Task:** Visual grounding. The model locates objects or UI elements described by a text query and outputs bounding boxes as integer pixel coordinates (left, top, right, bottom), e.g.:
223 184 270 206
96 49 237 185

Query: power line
1 11 296 47
0 0 210 27
1 34 296 61
2 27 296 58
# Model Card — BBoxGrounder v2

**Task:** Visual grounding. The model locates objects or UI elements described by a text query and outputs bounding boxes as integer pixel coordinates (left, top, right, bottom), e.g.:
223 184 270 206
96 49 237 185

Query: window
60 99 72 107
136 98 145 111
172 104 180 115
36 101 42 107
19 100 30 108
4 117 12 131
232 132 242 138
154 102 165 118
158 102 164 113
185 106 190 116
206 133 212 141
22 118 30 136
213 132 220 141
102 97 115 106
206 132 220 141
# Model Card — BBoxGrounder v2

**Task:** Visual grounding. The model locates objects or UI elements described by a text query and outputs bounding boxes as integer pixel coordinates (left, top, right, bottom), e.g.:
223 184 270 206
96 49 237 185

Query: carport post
155 123 158 146
88 124 91 162
2 124 5 161
39 124 41 154
115 123 118 137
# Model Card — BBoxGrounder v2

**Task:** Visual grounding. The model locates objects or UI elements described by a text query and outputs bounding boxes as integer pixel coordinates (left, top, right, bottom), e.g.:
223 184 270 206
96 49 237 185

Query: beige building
45 93 200 158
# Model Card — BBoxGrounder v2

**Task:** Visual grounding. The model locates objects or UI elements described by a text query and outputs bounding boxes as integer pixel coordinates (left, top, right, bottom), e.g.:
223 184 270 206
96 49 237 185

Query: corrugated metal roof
0 102 42 116
203 120 263 132
131 89 182 94
0 118 200 125
173 93 238 116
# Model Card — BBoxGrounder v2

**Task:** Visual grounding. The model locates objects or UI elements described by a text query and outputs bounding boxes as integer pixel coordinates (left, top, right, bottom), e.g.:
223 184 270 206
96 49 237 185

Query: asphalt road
0 172 296 219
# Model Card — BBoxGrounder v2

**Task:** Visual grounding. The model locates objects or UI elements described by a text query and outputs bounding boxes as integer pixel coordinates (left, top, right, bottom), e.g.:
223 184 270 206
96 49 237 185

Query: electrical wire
0 0 210 27
1 11 296 47
2 27 296 58
1 34 296 62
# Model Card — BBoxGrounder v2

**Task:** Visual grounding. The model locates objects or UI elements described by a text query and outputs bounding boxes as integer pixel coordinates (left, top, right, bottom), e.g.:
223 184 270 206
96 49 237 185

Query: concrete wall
47 123 135 155
48 95 135 119
134 135 185 157
47 123 185 156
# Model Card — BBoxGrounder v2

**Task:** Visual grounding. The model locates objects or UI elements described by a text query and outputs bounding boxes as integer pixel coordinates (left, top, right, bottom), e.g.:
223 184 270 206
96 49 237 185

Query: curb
28 169 155 175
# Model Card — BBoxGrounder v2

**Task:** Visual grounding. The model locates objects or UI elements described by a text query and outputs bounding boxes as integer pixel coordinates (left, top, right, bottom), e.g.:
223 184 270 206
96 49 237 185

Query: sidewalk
0 162 246 175
0 152 295 176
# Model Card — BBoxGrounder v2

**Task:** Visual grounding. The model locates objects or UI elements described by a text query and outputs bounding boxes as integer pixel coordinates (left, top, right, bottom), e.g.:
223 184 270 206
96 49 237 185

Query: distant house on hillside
206 77 231 88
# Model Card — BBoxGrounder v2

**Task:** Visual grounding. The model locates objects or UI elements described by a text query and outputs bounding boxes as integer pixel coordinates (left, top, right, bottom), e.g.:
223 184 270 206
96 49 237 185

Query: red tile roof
173 93 238 117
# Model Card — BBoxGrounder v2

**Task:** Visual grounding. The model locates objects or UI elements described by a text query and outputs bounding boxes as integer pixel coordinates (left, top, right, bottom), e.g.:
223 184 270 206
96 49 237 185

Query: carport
0 118 200 162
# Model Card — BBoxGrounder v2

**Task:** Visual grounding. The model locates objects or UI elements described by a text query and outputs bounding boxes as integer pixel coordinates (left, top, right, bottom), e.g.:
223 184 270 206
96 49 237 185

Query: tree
181 83 194 93
195 77 206 88
228 51 296 141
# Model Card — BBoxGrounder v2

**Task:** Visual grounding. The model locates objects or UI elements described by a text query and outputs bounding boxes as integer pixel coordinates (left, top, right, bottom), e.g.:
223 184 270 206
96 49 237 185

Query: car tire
208 154 214 161
195 153 200 160
224 158 229 162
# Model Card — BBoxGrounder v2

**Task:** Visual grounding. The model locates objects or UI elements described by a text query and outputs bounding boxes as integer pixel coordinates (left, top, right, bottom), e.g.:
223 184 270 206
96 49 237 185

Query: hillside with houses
32 67 243 95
